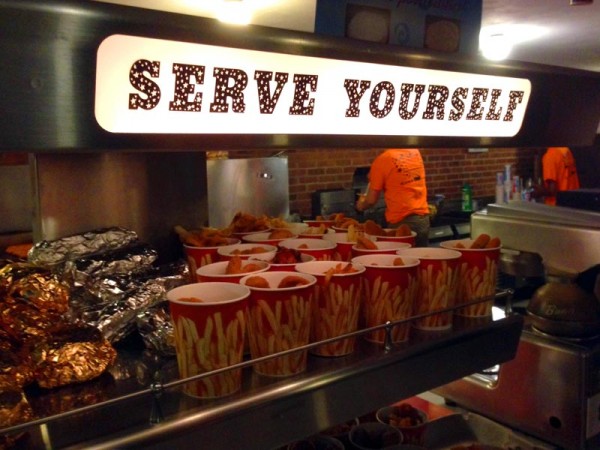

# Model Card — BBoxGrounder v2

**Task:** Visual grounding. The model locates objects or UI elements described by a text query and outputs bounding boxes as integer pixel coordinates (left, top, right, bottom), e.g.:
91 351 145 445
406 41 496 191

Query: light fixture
480 33 512 61
479 24 548 61
216 0 252 26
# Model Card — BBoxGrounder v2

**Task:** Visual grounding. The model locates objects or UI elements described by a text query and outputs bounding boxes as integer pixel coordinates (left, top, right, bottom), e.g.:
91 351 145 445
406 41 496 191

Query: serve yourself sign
95 34 531 137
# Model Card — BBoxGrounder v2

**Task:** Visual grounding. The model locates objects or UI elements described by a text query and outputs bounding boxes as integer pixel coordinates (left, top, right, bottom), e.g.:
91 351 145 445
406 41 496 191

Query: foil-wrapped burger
31 323 117 389
0 260 118 392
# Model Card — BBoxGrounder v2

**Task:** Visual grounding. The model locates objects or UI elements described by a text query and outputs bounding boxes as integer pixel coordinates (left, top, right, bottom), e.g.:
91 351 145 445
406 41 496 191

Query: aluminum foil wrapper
135 301 176 357
27 227 140 269
31 323 117 389
62 244 159 288
0 389 35 429
86 262 187 345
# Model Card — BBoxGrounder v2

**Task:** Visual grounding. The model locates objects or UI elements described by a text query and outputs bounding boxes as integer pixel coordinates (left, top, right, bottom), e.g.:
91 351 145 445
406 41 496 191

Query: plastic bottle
461 182 473 212
495 172 505 204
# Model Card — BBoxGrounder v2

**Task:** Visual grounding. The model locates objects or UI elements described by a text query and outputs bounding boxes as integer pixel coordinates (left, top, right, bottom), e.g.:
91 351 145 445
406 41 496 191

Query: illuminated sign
95 34 531 137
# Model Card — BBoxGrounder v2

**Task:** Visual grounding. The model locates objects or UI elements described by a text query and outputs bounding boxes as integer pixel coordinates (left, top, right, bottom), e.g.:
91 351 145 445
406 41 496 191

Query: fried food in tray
227 212 270 233
174 225 232 247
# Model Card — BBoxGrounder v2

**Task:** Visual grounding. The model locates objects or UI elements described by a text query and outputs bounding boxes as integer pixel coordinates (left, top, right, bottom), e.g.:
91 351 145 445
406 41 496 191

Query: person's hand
355 194 367 212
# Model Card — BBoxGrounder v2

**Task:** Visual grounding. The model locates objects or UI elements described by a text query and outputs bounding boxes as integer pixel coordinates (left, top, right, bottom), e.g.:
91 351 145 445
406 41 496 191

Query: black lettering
398 83 425 120
369 81 395 118
289 74 318 115
210 68 248 113
169 63 205 112
128 59 161 110
504 90 525 122
466 88 489 120
449 87 468 121
422 85 449 120
485 89 503 120
254 70 289 114
344 79 371 117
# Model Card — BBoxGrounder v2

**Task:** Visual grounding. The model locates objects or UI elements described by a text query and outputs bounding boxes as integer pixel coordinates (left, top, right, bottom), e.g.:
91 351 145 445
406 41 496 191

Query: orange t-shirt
542 147 580 205
368 149 429 224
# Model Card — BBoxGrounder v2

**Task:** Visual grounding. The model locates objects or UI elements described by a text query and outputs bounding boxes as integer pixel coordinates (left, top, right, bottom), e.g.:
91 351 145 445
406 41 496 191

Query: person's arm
355 189 381 211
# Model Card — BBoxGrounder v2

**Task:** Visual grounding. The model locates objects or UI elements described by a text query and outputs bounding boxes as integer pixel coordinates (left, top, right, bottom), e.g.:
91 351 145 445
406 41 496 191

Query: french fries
413 261 457 329
363 273 419 343
456 256 499 316
173 310 246 398
247 294 311 376
311 276 362 356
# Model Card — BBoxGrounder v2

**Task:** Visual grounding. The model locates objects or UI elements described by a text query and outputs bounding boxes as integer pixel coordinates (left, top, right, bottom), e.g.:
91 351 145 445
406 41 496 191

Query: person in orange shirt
538 147 580 205
355 149 430 247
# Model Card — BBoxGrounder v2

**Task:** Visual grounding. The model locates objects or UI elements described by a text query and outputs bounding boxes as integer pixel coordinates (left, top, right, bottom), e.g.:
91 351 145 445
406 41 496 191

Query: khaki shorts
388 214 431 247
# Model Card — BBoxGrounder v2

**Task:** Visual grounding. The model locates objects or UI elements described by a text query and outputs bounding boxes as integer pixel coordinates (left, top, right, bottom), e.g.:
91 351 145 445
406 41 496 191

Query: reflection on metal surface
207 157 289 228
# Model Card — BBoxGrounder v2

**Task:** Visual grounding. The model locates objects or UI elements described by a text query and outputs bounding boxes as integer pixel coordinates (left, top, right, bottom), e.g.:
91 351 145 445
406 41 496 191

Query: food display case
1 1 600 449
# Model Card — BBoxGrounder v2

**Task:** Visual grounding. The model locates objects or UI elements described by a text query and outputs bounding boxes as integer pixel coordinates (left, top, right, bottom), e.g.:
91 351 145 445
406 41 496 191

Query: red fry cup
279 238 336 261
396 247 462 330
369 229 417 247
351 241 412 258
196 260 270 284
323 232 357 262
304 219 335 229
231 228 271 240
351 254 420 344
440 239 501 317
239 271 317 377
167 282 250 398
298 228 333 239
295 260 365 357
217 243 278 262
242 231 298 247
183 238 240 277
267 252 315 272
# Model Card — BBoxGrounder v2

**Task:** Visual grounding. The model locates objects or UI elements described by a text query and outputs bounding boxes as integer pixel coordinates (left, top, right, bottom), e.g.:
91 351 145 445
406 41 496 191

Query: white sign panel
95 34 532 137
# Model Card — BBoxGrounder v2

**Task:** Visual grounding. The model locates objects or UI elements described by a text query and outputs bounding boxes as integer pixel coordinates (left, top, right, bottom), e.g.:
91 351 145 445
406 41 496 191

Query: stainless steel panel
1 1 600 152
207 157 289 228
472 203 600 272
32 152 207 261
0 164 33 233
435 326 600 449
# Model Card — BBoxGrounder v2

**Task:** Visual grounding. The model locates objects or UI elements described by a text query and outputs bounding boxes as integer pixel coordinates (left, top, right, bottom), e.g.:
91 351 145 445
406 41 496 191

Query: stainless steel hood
1 0 600 153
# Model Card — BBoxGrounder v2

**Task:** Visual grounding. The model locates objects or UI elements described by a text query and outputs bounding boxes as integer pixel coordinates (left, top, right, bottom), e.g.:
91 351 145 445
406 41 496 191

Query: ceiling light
216 0 252 26
479 24 548 61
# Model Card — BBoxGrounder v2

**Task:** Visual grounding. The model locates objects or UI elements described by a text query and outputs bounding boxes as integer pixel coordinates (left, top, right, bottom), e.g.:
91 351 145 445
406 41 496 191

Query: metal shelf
4 301 523 450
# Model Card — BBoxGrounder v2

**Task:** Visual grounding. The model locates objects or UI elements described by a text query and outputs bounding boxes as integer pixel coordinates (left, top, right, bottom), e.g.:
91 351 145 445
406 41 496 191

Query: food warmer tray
2 304 523 450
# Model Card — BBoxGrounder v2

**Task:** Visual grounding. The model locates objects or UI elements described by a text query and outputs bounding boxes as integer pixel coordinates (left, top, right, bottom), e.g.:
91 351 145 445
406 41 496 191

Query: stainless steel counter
2 300 523 450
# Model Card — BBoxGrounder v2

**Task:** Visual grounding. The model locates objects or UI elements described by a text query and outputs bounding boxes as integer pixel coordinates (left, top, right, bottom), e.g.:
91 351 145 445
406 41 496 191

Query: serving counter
2 295 522 450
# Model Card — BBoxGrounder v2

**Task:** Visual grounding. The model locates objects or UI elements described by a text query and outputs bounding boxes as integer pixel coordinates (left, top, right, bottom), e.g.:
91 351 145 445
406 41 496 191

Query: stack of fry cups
195 260 270 284
239 271 316 377
167 282 250 398
351 254 420 344
351 241 411 258
322 232 357 262
295 260 365 356
396 247 462 331
279 238 336 261
440 239 501 318
183 238 240 280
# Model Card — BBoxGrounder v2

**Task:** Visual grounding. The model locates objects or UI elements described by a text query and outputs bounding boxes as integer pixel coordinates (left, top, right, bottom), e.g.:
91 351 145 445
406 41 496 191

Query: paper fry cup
351 254 420 343
167 282 250 398
440 239 501 317
239 271 316 377
295 260 365 356
396 247 461 330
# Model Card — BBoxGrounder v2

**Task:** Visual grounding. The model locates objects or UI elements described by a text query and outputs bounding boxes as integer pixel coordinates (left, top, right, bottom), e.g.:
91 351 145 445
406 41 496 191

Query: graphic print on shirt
391 151 423 186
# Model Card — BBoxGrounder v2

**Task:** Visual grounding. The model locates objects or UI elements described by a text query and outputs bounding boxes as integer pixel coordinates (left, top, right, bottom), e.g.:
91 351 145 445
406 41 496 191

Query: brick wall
228 147 542 217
